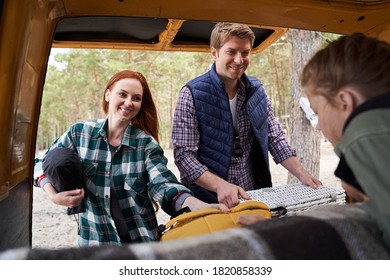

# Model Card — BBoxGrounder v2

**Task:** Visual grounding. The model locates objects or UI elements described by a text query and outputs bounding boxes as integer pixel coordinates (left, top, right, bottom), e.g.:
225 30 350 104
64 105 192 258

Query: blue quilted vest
186 64 271 202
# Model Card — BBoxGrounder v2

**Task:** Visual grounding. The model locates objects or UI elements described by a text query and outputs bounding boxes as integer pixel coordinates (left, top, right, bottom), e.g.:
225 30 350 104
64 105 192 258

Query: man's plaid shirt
34 118 191 246
172 83 296 191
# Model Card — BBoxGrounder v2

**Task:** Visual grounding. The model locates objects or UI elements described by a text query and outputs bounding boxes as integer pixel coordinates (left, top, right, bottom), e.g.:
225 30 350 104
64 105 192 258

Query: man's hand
298 171 323 189
194 170 251 208
216 182 251 208
281 157 322 189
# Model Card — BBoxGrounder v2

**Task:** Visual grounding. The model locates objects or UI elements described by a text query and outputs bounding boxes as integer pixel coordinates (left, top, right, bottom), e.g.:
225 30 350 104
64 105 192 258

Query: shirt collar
343 91 390 132
98 118 137 149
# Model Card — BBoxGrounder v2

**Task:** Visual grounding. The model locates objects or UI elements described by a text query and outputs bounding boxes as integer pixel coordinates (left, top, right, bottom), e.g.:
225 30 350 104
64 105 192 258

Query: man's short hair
210 22 255 50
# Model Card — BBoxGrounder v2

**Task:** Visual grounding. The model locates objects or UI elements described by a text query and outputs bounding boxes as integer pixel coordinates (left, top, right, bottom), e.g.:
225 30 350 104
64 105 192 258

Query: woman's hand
43 183 85 208
182 196 230 212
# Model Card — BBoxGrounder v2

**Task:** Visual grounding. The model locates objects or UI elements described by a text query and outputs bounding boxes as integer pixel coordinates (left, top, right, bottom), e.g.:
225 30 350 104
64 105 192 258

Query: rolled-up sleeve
144 139 192 215
171 87 208 184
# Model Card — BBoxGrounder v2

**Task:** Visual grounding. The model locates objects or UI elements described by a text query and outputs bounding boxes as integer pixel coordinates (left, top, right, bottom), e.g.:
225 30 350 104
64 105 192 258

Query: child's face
307 95 346 146
306 86 366 146
306 92 348 146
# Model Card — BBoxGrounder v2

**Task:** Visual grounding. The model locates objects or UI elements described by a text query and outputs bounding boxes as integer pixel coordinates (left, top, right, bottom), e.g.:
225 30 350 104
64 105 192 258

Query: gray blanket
1 204 389 259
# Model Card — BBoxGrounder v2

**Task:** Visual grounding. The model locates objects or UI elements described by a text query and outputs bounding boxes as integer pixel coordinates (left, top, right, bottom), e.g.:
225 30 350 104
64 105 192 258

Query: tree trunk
287 30 322 184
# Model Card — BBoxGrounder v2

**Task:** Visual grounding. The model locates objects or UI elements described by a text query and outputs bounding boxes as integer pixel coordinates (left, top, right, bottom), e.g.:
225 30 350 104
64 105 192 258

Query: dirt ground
32 139 341 248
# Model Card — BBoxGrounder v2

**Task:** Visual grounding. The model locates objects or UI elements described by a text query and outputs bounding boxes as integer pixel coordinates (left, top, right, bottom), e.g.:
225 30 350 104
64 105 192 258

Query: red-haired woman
34 70 227 246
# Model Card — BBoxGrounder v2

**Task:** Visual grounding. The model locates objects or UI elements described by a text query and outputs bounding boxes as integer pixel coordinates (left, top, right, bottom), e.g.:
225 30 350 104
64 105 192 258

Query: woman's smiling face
105 78 143 123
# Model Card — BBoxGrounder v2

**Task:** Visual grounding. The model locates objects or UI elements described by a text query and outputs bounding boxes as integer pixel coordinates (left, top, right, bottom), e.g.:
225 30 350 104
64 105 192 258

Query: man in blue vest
172 22 322 208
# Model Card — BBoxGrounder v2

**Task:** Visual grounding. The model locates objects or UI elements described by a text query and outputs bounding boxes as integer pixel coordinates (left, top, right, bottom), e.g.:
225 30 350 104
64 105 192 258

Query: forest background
37 30 338 152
